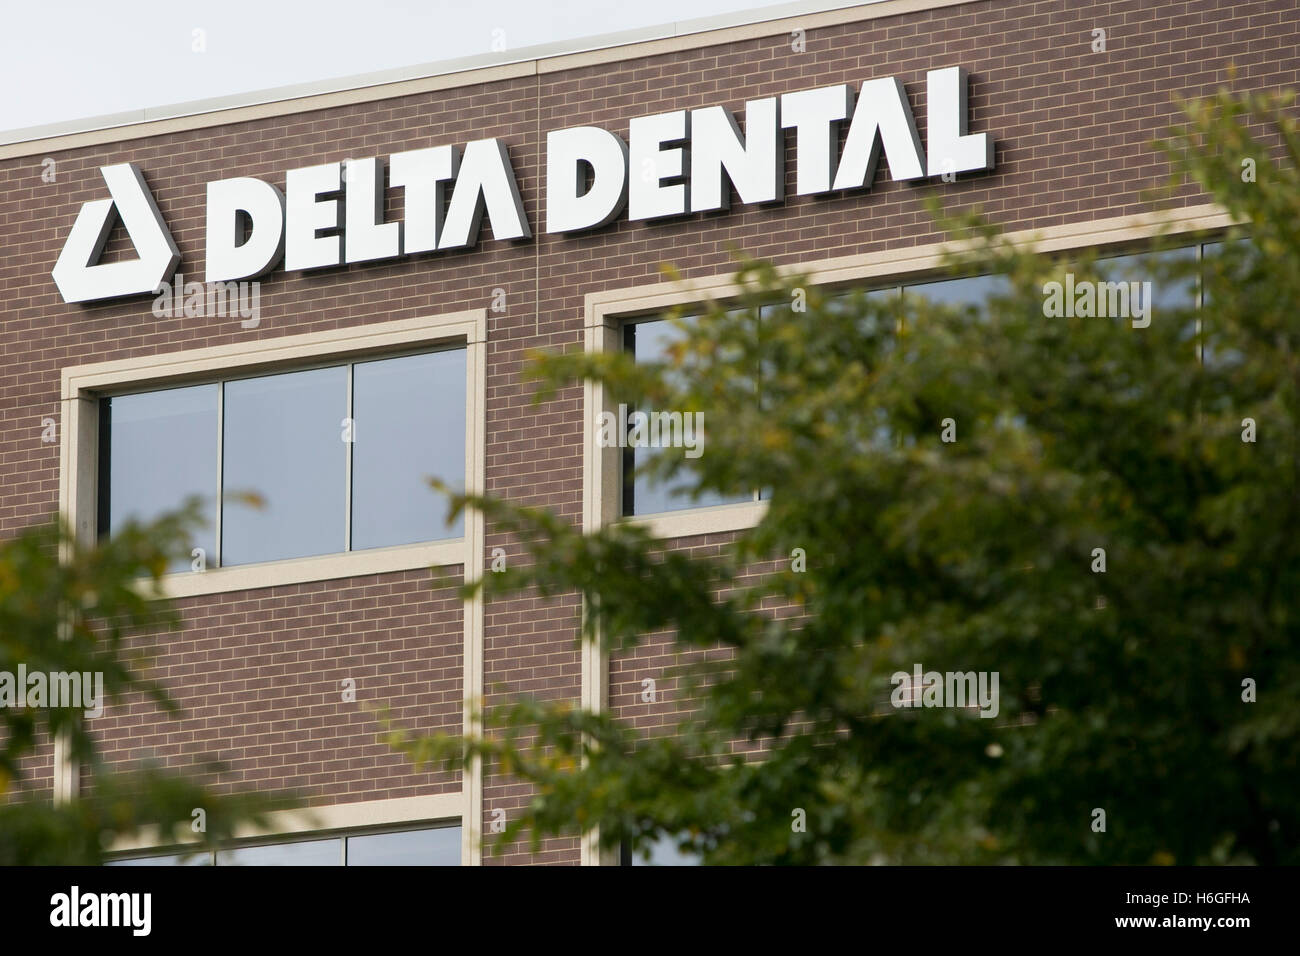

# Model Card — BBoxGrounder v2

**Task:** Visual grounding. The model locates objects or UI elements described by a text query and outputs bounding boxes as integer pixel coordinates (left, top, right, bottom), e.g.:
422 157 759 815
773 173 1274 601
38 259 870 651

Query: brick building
0 0 1294 864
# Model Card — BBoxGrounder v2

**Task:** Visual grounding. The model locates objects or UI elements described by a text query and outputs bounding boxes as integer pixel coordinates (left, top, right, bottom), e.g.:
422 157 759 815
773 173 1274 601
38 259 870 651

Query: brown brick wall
609 538 794 759
85 568 463 804
0 0 1295 856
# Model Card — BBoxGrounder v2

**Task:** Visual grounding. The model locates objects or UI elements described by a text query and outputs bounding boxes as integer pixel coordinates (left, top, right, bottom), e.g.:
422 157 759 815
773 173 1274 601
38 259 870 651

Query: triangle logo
52 163 180 304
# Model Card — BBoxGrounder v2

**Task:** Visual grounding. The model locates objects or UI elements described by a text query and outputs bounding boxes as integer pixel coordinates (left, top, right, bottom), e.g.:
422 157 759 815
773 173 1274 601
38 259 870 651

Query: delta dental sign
51 66 994 304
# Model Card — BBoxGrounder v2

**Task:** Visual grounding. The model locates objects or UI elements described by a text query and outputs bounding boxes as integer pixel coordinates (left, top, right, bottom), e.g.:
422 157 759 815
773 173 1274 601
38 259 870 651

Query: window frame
96 342 469 571
60 309 487 600
619 313 765 519
107 807 464 867
596 230 1230 537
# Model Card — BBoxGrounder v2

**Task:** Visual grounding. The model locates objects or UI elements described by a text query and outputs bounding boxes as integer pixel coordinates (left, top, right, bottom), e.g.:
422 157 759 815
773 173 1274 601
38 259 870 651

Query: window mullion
214 381 224 569
1196 242 1205 367
345 364 354 552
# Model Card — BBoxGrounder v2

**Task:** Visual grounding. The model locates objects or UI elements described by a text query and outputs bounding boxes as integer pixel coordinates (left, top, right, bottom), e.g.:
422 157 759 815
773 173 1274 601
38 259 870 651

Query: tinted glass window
1200 238 1255 369
101 349 468 570
217 838 341 866
110 826 463 867
905 273 1013 313
624 317 749 516
346 826 461 865
98 384 218 573
1097 246 1198 312
221 366 348 565
351 351 465 550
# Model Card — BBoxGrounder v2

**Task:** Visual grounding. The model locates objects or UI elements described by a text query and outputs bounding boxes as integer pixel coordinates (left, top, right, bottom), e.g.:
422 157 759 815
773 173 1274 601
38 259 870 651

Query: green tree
391 88 1299 864
0 503 281 864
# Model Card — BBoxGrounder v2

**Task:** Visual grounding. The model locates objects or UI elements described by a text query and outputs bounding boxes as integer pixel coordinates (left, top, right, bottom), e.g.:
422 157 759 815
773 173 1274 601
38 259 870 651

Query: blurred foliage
0 501 283 864
394 87 1300 865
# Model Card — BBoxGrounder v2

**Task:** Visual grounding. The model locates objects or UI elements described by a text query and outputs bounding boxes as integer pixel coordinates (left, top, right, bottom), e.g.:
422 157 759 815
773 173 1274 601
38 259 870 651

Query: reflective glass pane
844 285 904 313
625 317 749 516
1200 238 1256 370
1096 246 1198 314
221 366 347 565
1200 237 1256 290
826 286 903 343
905 273 1012 314
99 384 217 573
217 838 341 866
346 826 462 865
351 350 466 550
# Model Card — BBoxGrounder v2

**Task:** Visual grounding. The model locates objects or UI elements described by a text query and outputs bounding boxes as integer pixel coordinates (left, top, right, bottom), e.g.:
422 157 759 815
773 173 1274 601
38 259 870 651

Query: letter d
545 126 629 233
206 177 286 282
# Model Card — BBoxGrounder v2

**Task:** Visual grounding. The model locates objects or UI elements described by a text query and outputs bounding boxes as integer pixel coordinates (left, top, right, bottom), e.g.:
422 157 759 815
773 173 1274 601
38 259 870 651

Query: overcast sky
0 0 849 133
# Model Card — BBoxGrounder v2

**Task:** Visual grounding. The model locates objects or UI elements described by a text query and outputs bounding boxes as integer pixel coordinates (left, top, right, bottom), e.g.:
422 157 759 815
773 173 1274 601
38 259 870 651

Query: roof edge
0 0 977 159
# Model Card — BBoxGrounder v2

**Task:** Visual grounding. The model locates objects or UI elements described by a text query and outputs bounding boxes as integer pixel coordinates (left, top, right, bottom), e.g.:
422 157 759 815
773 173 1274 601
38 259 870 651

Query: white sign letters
52 66 993 304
